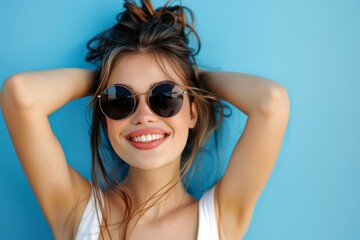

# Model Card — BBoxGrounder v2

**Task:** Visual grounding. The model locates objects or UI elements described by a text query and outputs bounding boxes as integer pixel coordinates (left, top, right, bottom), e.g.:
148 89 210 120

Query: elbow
259 85 290 115
1 74 35 111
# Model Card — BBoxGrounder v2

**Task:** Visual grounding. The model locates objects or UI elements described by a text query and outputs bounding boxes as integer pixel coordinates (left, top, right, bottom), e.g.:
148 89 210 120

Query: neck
122 160 193 222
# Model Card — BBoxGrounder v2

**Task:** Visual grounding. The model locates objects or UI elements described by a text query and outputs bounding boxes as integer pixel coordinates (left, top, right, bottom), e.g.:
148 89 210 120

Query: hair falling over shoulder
82 0 224 239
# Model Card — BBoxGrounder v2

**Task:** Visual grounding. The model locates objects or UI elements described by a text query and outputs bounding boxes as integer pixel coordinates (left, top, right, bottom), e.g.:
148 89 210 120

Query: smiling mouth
129 134 168 143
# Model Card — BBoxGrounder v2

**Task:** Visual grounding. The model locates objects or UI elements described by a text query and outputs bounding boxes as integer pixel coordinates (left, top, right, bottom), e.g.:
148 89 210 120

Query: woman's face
105 53 197 171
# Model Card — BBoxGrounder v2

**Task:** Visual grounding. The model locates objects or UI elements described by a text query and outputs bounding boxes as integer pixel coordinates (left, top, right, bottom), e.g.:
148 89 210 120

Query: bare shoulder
51 170 92 239
1 74 94 237
214 185 254 240
214 86 290 239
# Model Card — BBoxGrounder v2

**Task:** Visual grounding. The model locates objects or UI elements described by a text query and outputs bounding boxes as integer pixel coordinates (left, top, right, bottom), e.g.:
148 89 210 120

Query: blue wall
1 0 359 239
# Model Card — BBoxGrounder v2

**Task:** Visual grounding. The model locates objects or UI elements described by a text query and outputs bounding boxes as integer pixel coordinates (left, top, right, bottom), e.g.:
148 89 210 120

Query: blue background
1 0 359 239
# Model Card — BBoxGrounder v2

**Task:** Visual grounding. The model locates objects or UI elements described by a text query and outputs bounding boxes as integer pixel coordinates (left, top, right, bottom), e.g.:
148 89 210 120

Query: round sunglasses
97 82 188 120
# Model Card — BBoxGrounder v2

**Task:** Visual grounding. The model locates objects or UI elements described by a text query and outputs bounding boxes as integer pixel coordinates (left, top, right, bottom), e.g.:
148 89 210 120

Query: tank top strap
197 186 219 240
75 185 103 240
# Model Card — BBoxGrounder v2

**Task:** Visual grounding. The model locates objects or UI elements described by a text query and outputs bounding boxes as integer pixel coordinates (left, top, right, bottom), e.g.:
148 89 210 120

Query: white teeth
131 134 165 143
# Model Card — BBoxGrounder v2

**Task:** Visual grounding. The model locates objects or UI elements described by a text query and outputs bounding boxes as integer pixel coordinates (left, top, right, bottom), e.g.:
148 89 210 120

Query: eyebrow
114 80 176 93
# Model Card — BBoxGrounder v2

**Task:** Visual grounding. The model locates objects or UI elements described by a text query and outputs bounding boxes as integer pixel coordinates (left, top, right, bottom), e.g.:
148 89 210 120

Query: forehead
107 53 185 90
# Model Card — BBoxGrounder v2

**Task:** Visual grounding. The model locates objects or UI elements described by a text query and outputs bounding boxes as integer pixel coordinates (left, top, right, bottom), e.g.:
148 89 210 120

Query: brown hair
85 0 224 238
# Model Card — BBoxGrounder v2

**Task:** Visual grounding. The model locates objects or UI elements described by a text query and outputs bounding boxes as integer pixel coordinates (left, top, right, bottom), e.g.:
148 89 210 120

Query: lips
125 128 170 150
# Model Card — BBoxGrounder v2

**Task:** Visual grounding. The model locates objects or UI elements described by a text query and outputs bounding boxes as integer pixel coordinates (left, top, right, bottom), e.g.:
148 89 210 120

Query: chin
121 153 180 171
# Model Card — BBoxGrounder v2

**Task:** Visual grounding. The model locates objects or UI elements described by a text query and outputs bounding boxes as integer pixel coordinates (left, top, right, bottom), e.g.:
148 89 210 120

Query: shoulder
75 185 104 240
214 185 254 240
52 179 92 239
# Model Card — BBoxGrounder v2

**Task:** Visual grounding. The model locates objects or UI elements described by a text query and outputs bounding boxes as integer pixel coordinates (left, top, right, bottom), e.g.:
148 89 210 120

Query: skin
1 53 290 239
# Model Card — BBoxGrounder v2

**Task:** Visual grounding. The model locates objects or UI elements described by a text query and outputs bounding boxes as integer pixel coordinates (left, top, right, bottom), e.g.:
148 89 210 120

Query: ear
189 101 198 129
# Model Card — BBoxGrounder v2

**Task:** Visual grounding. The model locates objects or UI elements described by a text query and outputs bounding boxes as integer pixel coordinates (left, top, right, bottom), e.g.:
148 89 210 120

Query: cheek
173 102 191 127
171 102 192 138
105 119 126 147
180 99 193 123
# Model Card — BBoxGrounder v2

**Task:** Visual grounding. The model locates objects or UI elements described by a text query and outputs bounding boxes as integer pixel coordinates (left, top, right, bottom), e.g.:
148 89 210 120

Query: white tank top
75 186 219 240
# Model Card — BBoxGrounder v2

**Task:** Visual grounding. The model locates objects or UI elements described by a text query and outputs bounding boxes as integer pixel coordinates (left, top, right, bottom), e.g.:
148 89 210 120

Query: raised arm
199 70 290 238
0 69 94 234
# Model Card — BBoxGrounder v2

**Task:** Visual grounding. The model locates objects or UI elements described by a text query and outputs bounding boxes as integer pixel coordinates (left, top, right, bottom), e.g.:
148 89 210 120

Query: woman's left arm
199 70 290 235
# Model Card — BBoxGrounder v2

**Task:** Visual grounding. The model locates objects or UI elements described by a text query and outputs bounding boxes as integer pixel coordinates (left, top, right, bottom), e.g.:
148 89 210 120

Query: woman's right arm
0 68 94 233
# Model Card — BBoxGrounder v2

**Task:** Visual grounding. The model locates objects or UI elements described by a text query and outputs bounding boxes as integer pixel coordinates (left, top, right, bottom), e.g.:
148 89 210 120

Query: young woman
1 0 290 239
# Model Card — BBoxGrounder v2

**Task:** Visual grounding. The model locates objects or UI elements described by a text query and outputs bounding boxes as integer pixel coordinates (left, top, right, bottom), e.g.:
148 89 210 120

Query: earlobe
189 102 198 129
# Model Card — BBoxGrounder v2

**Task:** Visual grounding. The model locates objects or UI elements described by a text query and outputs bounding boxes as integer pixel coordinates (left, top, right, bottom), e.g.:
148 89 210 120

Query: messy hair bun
86 0 200 67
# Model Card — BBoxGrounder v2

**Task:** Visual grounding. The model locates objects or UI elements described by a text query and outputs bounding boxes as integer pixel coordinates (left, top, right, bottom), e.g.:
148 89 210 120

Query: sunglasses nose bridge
132 92 156 118
133 92 150 108
134 92 149 98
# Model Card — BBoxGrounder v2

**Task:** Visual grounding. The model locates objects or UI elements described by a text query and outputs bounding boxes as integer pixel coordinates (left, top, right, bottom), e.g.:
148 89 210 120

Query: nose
131 94 158 125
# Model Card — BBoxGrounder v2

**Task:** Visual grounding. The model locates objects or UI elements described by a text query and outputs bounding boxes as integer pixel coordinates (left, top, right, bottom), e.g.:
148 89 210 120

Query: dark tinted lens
99 86 135 120
149 83 184 117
